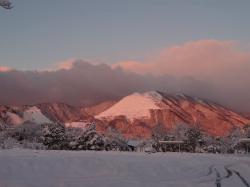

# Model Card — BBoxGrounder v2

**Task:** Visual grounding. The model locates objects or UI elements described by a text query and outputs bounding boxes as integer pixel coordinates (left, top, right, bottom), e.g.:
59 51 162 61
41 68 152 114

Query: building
127 140 154 152
158 140 185 152
238 138 250 153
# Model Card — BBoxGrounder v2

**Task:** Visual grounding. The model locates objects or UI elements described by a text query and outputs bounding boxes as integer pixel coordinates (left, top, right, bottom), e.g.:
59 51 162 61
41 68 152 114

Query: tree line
0 121 250 153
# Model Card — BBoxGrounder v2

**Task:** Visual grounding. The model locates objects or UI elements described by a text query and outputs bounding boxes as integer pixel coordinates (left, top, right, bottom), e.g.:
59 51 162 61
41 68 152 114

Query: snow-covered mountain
96 91 250 138
37 103 92 123
96 92 162 120
0 103 93 128
0 105 52 126
1 91 249 138
84 100 117 116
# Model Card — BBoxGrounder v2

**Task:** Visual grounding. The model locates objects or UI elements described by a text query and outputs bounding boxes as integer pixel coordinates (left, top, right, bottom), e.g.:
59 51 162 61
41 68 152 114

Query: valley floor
0 150 249 187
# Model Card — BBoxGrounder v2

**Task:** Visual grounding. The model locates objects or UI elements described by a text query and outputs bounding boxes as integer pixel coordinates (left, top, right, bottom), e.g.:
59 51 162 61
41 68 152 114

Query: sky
1 0 250 69
0 0 250 112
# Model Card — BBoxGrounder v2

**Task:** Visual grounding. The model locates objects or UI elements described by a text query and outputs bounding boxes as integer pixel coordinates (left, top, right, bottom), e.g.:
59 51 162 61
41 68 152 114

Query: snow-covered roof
239 138 250 143
159 140 184 144
127 140 144 147
65 121 88 129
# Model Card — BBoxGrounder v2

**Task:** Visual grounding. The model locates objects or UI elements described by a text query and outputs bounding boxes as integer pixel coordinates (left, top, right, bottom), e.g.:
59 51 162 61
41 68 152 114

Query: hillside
96 91 250 138
0 91 249 138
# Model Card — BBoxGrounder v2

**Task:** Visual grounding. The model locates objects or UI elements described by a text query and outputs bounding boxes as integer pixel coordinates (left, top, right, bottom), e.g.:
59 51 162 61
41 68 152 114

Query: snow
0 150 249 187
96 91 162 120
65 121 88 128
6 112 23 125
23 106 52 124
3 107 51 126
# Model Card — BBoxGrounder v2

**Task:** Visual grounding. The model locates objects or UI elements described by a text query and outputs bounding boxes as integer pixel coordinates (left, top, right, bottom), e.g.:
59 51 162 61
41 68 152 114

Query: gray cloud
1 39 250 113
0 60 215 108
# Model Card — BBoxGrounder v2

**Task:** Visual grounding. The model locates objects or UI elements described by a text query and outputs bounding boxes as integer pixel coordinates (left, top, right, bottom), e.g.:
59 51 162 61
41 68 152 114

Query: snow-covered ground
0 150 249 187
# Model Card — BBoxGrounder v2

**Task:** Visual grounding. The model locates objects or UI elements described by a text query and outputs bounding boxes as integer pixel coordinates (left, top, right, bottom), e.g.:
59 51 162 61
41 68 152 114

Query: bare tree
0 0 13 9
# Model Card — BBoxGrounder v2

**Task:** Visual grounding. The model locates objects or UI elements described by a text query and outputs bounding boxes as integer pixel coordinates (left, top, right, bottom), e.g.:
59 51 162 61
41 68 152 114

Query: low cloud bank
0 60 212 108
0 39 250 112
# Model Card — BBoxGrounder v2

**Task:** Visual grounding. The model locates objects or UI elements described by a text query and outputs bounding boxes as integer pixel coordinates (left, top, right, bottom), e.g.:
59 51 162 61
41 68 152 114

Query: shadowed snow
0 150 249 187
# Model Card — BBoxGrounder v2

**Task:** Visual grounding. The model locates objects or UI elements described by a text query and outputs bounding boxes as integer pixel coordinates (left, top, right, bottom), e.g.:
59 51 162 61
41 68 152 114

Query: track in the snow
206 165 250 187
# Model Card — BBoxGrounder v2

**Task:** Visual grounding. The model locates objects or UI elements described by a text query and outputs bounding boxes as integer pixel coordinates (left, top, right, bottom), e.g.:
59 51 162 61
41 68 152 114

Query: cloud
0 39 250 112
0 60 212 108
114 40 250 111
0 66 12 72
54 58 77 70
114 40 250 80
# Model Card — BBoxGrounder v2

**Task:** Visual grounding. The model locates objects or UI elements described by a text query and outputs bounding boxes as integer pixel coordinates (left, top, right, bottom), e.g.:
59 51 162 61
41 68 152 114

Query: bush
0 122 45 150
7 122 43 142
41 123 67 150
104 127 130 151
184 126 203 152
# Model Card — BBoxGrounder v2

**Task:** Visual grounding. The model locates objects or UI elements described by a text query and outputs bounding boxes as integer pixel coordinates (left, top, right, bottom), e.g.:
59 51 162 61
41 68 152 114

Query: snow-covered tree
171 123 190 141
0 122 46 149
8 122 43 142
75 123 105 150
151 123 169 141
65 123 107 151
41 123 67 150
200 127 244 154
151 123 170 152
0 0 13 9
184 125 203 152
243 124 250 138
0 122 7 131
104 127 130 151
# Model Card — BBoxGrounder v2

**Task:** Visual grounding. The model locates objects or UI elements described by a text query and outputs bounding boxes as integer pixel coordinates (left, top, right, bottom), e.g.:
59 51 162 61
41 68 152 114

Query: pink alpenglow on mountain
96 91 162 120
0 91 249 138
96 91 250 138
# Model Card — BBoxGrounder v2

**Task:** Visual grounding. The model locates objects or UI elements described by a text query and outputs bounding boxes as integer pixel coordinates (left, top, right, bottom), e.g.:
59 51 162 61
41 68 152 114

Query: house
127 140 154 152
238 138 250 153
158 140 185 152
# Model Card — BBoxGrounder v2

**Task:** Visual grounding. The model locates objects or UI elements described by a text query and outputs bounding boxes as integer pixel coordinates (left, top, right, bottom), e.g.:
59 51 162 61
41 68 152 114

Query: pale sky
1 0 250 70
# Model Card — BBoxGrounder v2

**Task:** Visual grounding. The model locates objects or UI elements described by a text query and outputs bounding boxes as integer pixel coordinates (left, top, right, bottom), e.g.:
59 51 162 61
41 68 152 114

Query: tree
7 122 43 142
75 123 105 150
105 127 130 151
184 125 203 152
66 123 107 151
0 0 13 9
0 122 45 149
151 123 169 141
0 122 7 131
41 123 67 150
243 124 250 138
151 123 170 152
171 123 189 141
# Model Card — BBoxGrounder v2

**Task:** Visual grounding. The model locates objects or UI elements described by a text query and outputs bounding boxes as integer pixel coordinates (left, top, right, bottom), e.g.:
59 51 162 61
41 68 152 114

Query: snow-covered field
0 150 249 187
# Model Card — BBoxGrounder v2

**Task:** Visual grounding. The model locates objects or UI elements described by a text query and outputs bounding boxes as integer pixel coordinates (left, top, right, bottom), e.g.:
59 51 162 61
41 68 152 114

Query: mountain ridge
0 91 249 138
96 91 250 137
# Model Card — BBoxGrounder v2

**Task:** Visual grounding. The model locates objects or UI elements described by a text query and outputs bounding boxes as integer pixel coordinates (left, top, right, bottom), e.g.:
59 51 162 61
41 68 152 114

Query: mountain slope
1 92 249 138
96 91 250 138
96 92 162 120
0 103 93 127
0 105 52 125
84 100 117 116
37 103 92 123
